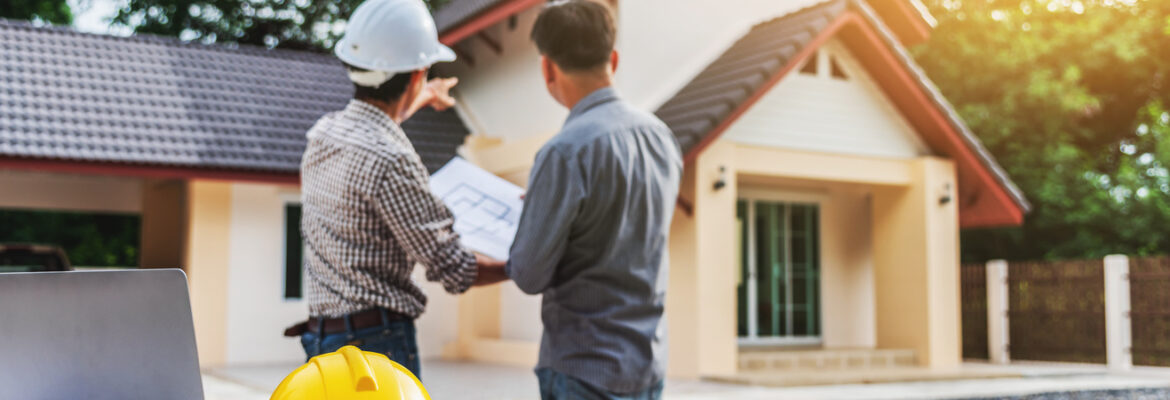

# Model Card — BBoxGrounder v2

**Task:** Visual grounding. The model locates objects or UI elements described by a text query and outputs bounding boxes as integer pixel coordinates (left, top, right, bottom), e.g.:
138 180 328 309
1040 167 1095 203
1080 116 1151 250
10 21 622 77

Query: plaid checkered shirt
300 100 478 318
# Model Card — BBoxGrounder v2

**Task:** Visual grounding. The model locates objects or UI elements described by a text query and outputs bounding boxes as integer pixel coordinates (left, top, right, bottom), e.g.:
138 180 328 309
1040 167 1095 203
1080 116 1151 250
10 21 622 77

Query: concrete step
738 348 918 372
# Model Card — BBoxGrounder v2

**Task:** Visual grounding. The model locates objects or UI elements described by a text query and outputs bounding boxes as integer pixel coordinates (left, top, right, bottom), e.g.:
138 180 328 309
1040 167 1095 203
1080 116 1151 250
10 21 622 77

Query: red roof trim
836 13 1022 227
0 157 301 185
680 11 1023 228
439 0 545 46
875 0 932 46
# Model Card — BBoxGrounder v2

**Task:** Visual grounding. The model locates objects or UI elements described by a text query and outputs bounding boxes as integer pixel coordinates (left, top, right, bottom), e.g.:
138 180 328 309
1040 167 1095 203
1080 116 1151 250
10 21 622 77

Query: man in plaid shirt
286 0 507 378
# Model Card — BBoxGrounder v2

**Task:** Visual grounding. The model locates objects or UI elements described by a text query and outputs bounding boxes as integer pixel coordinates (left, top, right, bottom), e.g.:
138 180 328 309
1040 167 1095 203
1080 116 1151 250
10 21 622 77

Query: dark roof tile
0 19 470 174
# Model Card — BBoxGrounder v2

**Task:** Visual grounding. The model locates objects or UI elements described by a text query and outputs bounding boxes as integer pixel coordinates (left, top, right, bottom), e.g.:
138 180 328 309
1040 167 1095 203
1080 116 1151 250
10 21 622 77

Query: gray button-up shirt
506 87 683 394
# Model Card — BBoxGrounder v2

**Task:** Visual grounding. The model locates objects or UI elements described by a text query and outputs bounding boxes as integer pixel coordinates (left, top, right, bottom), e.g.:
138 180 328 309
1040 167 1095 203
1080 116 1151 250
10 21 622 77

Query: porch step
738 349 918 372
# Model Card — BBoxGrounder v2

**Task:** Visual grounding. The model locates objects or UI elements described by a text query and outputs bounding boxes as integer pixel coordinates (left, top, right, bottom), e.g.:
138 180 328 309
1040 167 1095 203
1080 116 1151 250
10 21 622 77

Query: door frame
737 187 828 348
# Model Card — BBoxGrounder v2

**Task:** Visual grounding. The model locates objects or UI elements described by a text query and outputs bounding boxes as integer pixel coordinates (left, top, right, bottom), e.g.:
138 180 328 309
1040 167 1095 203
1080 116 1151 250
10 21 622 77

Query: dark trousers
300 316 421 379
537 368 663 400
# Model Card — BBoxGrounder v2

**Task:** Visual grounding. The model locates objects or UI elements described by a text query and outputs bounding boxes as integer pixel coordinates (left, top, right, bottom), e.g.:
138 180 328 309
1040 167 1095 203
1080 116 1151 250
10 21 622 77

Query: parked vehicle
0 244 72 272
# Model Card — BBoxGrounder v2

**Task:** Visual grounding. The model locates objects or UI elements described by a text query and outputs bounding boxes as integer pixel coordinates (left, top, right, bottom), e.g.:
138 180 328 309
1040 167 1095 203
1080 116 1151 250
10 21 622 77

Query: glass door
737 197 821 346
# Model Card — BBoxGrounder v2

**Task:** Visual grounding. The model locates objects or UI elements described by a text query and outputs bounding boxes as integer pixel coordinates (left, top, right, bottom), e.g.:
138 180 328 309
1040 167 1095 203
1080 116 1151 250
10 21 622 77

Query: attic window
800 55 818 75
830 56 849 80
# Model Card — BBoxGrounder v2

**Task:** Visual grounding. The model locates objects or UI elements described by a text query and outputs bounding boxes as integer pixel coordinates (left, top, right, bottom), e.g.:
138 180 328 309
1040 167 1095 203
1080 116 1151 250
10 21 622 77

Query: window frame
736 187 827 348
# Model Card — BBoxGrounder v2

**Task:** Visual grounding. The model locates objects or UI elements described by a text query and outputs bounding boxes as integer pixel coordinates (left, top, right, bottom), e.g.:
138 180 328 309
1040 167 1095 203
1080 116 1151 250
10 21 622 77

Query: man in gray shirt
506 1 682 399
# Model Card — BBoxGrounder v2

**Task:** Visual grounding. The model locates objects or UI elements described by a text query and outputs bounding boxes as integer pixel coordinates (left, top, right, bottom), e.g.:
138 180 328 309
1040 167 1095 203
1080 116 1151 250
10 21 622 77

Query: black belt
283 308 410 337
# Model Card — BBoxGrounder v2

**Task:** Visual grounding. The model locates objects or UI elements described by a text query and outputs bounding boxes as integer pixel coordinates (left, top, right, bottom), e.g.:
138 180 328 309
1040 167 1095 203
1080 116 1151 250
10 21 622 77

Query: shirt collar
566 87 620 122
345 99 399 134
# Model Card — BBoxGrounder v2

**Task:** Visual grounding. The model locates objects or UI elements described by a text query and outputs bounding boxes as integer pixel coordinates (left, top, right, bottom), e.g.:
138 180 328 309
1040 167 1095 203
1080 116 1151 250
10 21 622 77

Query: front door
737 196 822 346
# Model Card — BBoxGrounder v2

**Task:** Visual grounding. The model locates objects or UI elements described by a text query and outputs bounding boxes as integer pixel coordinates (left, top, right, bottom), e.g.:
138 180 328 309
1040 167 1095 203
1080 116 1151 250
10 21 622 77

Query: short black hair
530 0 617 72
344 63 423 103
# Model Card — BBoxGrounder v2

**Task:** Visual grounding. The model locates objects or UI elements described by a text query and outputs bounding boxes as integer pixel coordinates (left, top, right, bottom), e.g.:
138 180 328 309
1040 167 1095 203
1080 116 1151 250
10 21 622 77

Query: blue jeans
301 316 421 379
537 368 663 400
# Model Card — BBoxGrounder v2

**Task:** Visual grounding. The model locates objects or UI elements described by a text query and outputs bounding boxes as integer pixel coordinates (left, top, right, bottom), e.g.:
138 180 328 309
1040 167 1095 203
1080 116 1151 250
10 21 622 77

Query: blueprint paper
430 157 524 260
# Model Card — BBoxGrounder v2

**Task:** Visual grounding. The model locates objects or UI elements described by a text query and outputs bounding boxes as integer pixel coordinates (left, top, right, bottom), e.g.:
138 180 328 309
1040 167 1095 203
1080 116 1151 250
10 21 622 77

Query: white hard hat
334 0 456 87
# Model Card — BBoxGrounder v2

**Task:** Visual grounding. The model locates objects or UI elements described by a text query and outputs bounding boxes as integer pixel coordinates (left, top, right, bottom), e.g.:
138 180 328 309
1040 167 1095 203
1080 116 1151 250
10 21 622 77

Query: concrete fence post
1104 254 1132 371
986 259 1010 364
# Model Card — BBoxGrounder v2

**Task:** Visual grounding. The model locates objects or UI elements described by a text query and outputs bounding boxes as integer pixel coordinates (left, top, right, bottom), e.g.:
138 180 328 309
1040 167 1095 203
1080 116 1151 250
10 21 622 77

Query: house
0 0 1029 383
0 17 471 366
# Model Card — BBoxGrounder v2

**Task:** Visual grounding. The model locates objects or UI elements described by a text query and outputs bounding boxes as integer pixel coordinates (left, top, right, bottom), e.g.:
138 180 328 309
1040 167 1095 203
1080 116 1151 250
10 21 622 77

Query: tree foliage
113 0 449 51
915 0 1170 261
3 0 73 24
0 210 141 267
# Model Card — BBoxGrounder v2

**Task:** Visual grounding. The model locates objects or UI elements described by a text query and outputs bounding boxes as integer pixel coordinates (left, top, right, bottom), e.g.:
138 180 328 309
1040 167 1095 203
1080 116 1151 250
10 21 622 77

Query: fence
961 255 1170 368
960 262 988 360
1130 256 1170 367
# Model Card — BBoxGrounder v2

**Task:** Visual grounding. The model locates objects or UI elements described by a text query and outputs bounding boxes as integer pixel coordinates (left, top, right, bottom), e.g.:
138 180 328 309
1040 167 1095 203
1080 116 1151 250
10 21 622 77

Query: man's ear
541 56 557 86
610 50 620 74
393 69 428 120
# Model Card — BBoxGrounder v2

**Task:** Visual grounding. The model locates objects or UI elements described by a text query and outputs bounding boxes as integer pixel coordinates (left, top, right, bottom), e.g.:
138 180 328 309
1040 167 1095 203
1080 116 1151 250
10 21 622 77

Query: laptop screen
0 269 204 399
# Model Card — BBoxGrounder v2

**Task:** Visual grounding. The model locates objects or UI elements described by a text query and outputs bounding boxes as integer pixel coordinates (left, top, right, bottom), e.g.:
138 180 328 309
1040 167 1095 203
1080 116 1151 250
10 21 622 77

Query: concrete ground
204 361 1170 400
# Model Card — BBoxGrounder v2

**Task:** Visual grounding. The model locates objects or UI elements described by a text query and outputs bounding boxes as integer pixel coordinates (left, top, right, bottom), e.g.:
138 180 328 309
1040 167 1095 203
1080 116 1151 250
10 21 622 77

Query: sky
70 0 130 35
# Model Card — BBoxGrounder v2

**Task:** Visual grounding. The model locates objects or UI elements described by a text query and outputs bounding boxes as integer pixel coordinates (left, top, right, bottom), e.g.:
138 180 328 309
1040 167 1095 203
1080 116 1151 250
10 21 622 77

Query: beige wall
667 141 740 378
185 180 233 367
223 183 307 364
872 158 961 367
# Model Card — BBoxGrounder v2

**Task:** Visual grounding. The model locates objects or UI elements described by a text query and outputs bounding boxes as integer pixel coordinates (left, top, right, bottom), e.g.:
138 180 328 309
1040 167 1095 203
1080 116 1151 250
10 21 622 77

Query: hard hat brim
335 39 458 74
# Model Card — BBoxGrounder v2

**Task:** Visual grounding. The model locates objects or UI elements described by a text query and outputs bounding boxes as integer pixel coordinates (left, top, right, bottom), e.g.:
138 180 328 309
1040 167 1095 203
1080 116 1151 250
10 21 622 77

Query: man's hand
412 77 459 113
473 253 509 287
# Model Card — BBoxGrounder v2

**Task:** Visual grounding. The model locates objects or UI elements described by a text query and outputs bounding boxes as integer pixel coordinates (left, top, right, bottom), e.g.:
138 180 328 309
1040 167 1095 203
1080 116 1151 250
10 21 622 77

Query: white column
986 259 1010 364
1104 255 1132 371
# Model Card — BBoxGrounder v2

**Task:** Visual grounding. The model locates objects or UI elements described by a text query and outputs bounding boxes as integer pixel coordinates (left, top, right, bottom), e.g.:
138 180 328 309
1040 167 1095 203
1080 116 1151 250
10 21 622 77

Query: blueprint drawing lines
442 183 517 238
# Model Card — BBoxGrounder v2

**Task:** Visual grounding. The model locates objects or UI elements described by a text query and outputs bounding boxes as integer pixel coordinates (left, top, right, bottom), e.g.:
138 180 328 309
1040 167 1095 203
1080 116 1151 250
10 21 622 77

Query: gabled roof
0 19 469 181
435 0 546 45
654 0 1030 228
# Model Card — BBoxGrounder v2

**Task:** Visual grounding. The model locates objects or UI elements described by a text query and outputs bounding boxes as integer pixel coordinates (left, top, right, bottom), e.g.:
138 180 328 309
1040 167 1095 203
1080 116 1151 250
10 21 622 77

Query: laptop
0 269 204 399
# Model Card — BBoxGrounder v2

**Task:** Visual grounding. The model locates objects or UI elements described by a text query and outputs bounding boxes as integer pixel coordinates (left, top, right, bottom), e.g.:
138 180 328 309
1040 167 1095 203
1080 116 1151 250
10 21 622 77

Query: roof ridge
0 17 335 62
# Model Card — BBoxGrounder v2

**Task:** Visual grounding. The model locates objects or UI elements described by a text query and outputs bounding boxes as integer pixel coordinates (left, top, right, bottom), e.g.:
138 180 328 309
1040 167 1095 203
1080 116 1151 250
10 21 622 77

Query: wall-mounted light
938 183 953 205
713 165 728 191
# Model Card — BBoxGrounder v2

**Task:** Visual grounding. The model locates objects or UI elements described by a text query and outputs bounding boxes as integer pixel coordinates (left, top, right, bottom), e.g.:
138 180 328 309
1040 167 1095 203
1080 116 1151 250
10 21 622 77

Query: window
799 50 850 80
283 204 304 299
737 198 821 343
829 56 849 80
800 54 818 75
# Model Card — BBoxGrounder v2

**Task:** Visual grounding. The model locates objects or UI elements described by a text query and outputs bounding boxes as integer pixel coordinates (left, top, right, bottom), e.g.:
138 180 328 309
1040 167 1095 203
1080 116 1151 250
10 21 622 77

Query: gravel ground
962 388 1170 400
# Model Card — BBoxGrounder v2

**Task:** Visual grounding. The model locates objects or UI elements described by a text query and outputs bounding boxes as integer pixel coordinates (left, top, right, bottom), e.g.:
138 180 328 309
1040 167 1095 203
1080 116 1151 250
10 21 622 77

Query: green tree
113 0 450 51
0 210 141 267
915 0 1170 261
4 0 73 24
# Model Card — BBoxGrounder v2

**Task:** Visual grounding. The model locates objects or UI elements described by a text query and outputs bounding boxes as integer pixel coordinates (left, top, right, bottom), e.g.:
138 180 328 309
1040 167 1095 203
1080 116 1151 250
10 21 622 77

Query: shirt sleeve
506 147 586 294
372 154 478 294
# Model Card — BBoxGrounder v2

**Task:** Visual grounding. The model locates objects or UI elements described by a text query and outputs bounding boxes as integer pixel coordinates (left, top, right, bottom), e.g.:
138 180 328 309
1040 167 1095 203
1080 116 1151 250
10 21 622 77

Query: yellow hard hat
270 346 431 400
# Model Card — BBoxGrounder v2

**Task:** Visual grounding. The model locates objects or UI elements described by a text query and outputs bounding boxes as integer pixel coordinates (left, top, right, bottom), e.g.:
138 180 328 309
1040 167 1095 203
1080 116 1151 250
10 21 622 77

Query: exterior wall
723 39 929 159
199 182 465 364
667 140 741 379
185 180 233 367
222 183 305 364
444 9 564 140
619 0 828 111
871 157 961 367
446 0 829 142
0 169 141 213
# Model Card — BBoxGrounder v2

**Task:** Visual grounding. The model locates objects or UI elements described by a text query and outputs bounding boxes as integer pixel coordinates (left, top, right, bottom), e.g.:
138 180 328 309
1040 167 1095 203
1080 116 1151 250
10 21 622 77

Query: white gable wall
724 39 930 159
